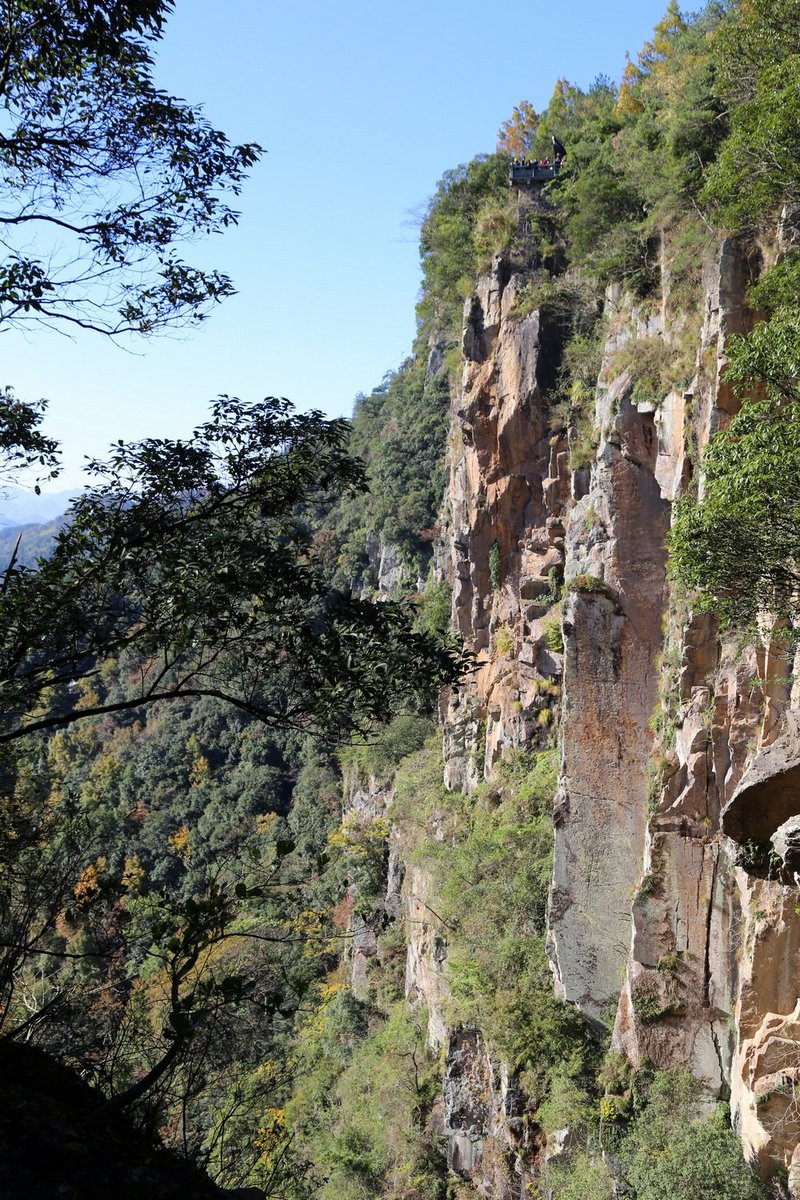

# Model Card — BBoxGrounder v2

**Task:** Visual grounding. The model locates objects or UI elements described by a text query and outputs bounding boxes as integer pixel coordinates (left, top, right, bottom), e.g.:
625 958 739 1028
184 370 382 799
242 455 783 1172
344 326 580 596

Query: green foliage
542 1067 770 1200
472 195 520 265
0 392 60 488
0 679 347 1191
488 541 503 591
748 250 800 315
512 273 592 322
726 309 800 402
543 615 564 654
705 59 800 231
12 6 800 1194
0 397 461 747
413 577 453 643
403 748 595 1082
610 334 688 405
338 714 436 782
620 1070 767 1200
566 397 597 470
561 323 606 394
669 51 800 630
0 391 457 1189
670 395 800 628
631 974 680 1025
492 0 800 303
549 317 606 468
703 0 800 232
417 153 511 341
494 623 515 657
567 572 608 595
0 0 260 335
635 871 658 902
494 8 726 299
289 996 446 1200
546 1152 615 1200
537 1068 597 1139
327 814 391 917
390 736 449 853
326 362 451 587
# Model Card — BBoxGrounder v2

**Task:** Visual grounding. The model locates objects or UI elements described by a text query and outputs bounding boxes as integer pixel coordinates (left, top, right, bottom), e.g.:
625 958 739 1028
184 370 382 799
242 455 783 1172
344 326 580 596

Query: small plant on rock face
488 541 503 591
635 872 658 903
584 503 603 531
494 623 515 657
657 950 681 977
569 391 599 470
567 572 608 595
547 566 562 600
599 1051 632 1095
610 335 678 407
632 974 683 1026
632 976 668 1025
544 616 564 653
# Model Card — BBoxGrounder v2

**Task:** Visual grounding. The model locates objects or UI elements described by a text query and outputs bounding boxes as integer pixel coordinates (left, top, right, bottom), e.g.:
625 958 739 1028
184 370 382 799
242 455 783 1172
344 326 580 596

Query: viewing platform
509 160 562 187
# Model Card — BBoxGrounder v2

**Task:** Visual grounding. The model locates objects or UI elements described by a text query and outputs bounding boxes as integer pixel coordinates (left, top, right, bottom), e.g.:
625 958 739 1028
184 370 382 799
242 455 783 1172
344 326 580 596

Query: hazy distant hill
0 515 66 567
0 485 75 528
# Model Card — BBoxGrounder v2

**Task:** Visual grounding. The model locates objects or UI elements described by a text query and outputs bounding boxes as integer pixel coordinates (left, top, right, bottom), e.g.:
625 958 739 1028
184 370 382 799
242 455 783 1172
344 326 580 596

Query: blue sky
1 0 670 498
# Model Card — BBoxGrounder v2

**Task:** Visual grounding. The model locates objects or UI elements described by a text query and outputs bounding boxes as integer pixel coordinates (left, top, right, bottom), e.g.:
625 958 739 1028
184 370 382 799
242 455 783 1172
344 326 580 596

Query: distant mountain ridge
0 485 75 528
0 515 66 567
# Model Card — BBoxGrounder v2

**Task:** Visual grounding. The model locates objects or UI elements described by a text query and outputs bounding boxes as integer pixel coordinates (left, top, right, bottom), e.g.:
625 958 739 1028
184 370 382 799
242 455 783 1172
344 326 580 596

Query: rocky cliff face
439 254 569 795
412 235 800 1189
342 231 800 1193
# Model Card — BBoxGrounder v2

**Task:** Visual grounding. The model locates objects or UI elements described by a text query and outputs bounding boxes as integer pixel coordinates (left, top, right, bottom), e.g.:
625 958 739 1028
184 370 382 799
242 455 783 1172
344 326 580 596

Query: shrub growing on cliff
547 1152 615 1200
414 578 453 644
670 392 800 628
488 541 503 591
338 715 436 782
567 572 609 596
417 153 510 340
408 750 596 1084
620 1070 768 1200
330 361 451 588
288 999 446 1200
543 615 564 654
493 623 515 658
610 335 683 406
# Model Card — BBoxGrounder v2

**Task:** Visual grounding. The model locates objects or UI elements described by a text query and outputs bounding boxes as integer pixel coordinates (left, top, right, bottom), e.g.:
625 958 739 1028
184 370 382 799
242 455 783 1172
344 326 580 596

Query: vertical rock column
549 328 671 1025
440 255 570 792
